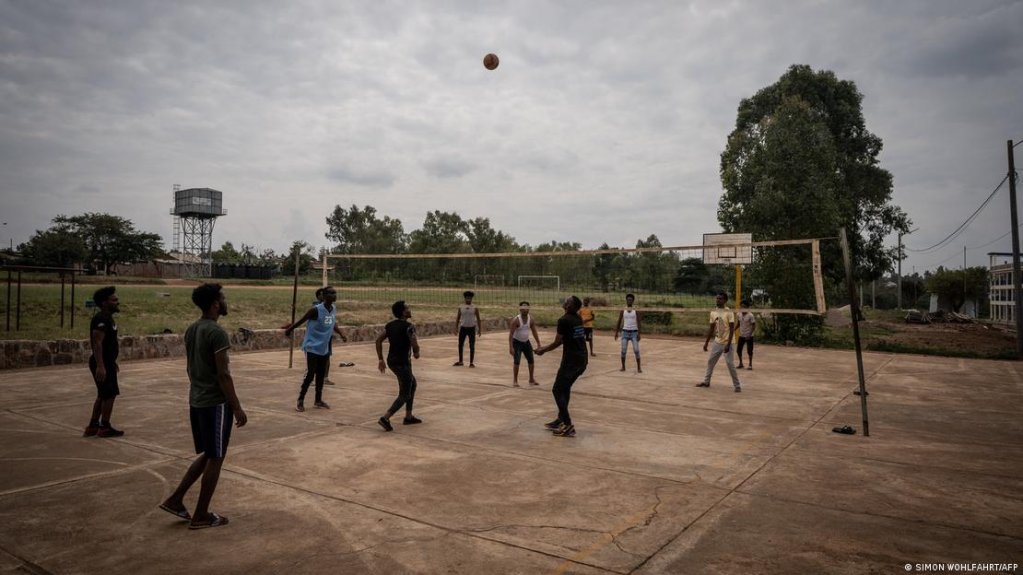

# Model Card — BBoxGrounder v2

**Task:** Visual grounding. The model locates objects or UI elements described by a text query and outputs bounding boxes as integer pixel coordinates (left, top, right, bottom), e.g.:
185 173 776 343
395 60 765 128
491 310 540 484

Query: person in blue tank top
283 286 347 412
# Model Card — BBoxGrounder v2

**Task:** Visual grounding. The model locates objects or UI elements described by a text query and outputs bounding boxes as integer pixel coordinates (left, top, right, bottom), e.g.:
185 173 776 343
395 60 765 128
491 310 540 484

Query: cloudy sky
1 0 1021 274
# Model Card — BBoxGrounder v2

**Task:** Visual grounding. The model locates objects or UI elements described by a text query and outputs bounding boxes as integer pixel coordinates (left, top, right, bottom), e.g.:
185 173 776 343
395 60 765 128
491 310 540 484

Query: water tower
170 187 226 277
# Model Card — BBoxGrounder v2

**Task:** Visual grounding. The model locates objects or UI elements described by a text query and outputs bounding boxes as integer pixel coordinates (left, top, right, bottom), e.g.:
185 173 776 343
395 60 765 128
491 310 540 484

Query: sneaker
695 382 710 387
553 424 576 437
97 425 124 438
314 401 330 409
452 361 464 366
402 416 422 425
469 363 476 368
544 419 562 430
512 382 520 387
83 424 100 437
378 417 393 432
324 379 335 386
747 366 753 371
296 402 305 412
734 386 742 393
737 363 744 369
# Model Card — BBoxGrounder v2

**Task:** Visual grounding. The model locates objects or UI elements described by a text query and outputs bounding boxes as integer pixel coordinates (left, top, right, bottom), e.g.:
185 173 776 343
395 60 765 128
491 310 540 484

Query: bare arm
91 328 106 381
454 308 462 334
410 330 420 359
726 322 736 352
615 311 623 340
508 317 518 354
475 308 482 335
333 324 347 342
283 307 317 335
530 320 541 347
375 330 387 372
535 332 564 356
636 311 642 340
215 349 246 427
703 321 715 351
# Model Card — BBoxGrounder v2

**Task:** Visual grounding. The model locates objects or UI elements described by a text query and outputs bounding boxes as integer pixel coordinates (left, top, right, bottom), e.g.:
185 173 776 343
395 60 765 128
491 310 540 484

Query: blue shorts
190 403 233 459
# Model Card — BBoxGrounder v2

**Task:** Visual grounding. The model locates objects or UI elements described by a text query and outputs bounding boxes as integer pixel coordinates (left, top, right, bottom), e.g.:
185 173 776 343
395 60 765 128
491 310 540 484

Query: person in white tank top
454 290 483 366
508 301 541 386
614 293 642 373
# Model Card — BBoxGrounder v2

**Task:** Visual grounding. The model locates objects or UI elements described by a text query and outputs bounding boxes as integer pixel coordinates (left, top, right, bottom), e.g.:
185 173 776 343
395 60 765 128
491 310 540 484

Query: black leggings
552 364 587 426
299 352 329 403
386 362 417 416
458 326 477 363
737 337 754 360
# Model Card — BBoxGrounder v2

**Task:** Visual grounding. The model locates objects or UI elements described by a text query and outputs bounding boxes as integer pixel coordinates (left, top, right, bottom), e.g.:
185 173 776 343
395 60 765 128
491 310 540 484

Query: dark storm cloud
0 0 1020 271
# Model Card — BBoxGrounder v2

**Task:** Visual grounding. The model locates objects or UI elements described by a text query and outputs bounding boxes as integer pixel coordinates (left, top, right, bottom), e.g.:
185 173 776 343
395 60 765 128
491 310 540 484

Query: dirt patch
861 319 1016 358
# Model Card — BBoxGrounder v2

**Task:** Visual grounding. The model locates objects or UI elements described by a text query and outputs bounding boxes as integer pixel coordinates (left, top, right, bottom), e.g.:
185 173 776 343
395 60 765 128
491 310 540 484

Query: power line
965 223 1023 250
1014 139 1023 149
907 174 1009 253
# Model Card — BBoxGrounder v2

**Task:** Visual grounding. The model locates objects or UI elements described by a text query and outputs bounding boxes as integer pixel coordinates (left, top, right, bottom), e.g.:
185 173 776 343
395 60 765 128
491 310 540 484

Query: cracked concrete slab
0 330 1020 573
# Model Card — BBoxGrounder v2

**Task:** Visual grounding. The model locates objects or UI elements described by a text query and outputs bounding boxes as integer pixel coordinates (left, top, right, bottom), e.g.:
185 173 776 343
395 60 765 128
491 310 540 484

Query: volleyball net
320 238 827 317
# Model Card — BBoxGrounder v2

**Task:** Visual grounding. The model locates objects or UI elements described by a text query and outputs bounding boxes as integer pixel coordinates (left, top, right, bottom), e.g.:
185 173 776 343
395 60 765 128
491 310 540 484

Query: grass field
3 281 1016 361
0 283 716 341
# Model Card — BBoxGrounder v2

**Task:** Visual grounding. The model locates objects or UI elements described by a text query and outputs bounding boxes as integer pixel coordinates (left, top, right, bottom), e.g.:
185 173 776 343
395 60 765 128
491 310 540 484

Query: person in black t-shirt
535 295 588 438
84 286 124 438
375 300 422 431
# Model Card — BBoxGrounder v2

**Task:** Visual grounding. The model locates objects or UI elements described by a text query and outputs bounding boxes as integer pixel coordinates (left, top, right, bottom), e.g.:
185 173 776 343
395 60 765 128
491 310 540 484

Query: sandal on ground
338 362 355 367
158 503 191 521
452 361 464 366
832 425 856 435
189 512 229 530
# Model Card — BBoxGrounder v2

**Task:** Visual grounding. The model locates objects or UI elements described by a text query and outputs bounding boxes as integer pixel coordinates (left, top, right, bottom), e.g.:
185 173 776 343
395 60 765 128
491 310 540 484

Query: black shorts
512 339 534 365
88 357 120 399
190 403 234 459
583 327 593 341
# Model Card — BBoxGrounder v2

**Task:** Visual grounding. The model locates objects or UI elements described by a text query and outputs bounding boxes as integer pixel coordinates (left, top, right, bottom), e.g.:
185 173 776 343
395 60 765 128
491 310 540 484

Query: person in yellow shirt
578 297 596 357
696 292 742 392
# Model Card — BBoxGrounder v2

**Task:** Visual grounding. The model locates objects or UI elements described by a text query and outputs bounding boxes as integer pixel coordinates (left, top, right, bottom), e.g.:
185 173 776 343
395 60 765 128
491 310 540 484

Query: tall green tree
21 228 89 267
674 257 709 294
719 65 909 282
325 204 406 254
633 235 677 292
464 217 518 253
926 266 988 313
211 241 242 264
51 213 164 274
718 65 909 341
408 211 469 254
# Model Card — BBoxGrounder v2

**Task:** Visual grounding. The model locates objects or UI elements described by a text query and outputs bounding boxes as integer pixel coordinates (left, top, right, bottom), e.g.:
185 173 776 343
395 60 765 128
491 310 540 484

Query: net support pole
321 251 328 287
734 265 742 303
289 248 300 369
812 240 826 314
840 227 870 437
1007 139 1023 356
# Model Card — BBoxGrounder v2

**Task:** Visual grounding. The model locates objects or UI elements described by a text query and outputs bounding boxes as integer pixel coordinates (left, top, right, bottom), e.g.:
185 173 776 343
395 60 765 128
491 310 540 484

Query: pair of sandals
159 503 228 529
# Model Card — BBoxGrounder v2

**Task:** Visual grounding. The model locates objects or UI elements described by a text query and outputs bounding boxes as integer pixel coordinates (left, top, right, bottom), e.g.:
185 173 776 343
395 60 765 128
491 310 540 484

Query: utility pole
1008 140 1023 356
897 228 917 310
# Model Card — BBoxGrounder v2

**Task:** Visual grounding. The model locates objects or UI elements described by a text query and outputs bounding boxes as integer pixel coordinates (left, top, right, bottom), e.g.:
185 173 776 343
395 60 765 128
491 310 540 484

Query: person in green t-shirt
159 283 247 530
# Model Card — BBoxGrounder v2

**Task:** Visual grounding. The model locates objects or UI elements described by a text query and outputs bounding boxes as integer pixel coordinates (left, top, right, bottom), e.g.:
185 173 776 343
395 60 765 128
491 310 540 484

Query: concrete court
0 329 1021 575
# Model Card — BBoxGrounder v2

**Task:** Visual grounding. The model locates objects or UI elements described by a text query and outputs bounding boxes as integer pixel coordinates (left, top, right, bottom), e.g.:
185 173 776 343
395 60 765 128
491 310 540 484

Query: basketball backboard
703 233 753 265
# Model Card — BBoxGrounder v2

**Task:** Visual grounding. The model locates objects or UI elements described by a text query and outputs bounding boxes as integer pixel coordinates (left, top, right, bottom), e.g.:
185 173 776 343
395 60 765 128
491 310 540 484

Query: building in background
988 252 1017 324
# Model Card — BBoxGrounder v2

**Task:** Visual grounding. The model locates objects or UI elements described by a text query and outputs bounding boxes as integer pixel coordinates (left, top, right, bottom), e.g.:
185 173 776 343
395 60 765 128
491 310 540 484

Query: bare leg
528 362 538 384
191 457 225 522
162 454 208 512
513 363 520 386
637 357 642 373
89 397 102 423
100 398 115 424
